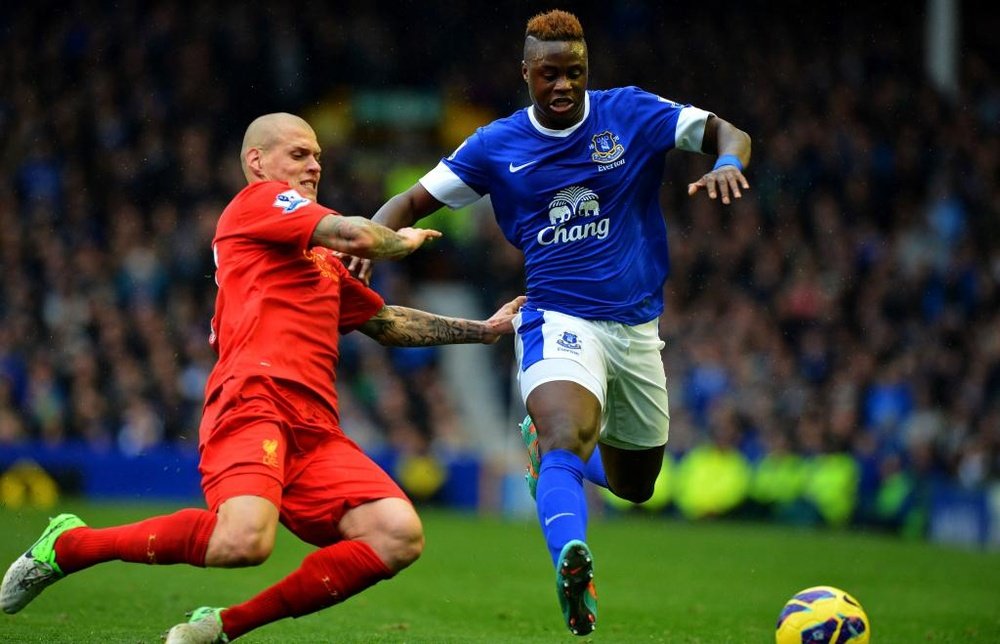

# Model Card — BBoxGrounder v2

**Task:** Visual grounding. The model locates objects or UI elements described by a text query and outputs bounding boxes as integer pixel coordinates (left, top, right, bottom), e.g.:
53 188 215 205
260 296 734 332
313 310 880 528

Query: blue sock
584 446 608 489
536 449 589 567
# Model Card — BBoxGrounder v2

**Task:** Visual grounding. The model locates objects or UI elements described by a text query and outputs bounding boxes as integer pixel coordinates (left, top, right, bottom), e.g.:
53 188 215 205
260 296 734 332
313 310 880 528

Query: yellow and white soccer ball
775 585 870 643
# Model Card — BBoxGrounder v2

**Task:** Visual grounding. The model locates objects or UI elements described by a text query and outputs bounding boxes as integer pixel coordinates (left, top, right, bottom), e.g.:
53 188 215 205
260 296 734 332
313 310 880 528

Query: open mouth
550 98 575 113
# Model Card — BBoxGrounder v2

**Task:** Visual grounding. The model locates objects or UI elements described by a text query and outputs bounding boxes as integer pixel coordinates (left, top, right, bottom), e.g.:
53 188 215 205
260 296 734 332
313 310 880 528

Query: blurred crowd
1 2 998 531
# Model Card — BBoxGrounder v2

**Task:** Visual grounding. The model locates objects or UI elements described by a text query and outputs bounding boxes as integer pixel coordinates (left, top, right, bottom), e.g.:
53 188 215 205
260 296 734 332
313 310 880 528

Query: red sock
220 540 392 640
54 508 217 574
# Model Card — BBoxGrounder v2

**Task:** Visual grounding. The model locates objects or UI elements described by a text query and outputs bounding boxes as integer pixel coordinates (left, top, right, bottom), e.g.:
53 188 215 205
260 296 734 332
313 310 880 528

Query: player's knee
208 522 277 567
538 419 600 455
207 495 280 567
340 497 424 573
228 533 275 566
374 512 424 573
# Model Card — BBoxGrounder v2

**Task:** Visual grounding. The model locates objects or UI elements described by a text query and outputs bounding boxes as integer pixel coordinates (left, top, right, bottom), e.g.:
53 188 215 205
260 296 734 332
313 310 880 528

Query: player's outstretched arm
342 183 448 283
373 183 445 230
687 115 752 205
358 296 526 347
311 215 441 260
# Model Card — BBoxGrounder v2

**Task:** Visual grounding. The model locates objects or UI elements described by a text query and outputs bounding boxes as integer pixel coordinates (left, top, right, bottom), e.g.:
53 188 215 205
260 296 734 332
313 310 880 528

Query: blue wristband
712 154 743 171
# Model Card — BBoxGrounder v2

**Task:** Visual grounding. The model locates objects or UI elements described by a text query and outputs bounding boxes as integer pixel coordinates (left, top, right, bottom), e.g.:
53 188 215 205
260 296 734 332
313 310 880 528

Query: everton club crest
590 130 624 164
556 331 582 351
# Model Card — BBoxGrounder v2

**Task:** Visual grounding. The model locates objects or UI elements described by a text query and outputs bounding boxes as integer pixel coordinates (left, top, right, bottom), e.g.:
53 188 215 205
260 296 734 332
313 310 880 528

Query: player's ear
246 147 265 179
521 61 529 83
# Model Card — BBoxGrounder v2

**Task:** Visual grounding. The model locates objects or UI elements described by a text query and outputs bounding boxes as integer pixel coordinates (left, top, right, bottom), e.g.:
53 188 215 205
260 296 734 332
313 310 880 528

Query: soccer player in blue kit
373 9 751 636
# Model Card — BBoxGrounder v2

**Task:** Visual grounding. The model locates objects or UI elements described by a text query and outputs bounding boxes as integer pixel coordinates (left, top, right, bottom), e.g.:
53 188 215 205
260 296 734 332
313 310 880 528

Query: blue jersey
420 87 712 325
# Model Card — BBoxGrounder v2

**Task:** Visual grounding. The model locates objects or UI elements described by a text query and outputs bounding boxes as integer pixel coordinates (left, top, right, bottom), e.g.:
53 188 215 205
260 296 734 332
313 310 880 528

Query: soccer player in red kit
1 113 525 643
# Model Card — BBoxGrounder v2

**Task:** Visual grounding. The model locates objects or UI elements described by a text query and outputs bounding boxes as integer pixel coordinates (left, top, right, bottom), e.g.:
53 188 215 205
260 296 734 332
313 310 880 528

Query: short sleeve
622 87 714 154
232 182 336 249
419 132 490 208
337 263 386 333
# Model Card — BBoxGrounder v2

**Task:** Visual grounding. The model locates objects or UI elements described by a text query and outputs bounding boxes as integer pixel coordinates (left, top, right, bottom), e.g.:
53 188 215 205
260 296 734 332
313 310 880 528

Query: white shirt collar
527 92 590 138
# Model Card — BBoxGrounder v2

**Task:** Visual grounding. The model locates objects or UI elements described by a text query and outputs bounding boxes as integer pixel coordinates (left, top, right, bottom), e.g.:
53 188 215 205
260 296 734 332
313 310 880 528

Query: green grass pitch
2 501 999 642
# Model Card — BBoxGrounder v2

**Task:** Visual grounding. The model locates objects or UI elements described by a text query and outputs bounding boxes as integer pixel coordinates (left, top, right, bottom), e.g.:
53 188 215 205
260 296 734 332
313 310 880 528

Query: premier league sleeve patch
272 189 312 214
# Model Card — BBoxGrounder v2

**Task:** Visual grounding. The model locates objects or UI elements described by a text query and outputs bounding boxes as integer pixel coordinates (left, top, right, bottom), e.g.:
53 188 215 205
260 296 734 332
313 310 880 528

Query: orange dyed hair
525 9 584 41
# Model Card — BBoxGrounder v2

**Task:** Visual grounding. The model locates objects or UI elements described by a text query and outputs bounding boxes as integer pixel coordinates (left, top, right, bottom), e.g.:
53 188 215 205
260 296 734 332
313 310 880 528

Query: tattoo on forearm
362 306 485 346
364 222 410 259
321 216 409 258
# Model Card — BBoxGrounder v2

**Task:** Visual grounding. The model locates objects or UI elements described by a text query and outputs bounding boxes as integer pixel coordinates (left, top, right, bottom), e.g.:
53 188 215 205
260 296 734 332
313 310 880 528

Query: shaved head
240 112 323 198
241 113 315 180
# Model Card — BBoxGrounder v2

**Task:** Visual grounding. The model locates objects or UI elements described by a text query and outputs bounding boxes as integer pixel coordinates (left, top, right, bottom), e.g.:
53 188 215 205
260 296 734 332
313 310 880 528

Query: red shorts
198 376 408 546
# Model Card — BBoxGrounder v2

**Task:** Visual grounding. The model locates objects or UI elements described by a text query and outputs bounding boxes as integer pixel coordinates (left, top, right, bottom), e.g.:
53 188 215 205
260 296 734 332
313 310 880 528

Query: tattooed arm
358 296 526 347
310 214 442 260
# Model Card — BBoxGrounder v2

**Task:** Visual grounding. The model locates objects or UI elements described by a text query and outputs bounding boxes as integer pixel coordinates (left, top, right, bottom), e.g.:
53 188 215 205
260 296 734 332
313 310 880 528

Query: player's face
260 125 322 200
522 39 588 130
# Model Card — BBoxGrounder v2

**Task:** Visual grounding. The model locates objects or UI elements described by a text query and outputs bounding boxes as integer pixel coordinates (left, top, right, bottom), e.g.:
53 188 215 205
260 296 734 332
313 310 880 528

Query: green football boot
164 606 229 644
519 415 540 499
1 513 86 614
556 540 598 636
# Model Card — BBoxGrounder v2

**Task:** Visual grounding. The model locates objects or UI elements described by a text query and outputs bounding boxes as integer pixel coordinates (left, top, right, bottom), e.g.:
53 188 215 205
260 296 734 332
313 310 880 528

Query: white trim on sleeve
675 106 714 153
418 162 482 209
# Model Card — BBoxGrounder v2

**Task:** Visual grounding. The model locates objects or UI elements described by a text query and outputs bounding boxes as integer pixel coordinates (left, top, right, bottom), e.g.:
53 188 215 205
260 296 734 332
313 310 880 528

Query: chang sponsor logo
536 185 610 247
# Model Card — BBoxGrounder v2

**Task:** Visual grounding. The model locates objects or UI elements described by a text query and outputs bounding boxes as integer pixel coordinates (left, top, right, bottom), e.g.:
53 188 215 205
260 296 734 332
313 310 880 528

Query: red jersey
204 181 384 414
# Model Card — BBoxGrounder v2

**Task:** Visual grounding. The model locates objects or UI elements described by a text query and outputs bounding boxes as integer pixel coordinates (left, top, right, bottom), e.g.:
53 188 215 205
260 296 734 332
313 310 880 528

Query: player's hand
687 165 749 205
397 227 443 252
343 255 373 285
480 295 527 344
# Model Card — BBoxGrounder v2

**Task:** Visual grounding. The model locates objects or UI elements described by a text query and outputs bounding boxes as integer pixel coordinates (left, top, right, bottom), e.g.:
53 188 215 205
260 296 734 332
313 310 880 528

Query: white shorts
513 307 670 449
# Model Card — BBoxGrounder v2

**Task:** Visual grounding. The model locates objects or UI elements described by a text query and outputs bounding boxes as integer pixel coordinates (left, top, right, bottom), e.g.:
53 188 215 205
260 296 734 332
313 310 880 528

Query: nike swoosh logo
544 512 575 526
509 160 539 173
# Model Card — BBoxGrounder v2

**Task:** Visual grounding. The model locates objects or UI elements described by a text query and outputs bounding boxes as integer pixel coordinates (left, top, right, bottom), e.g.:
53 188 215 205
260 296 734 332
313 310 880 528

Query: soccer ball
775 585 870 643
